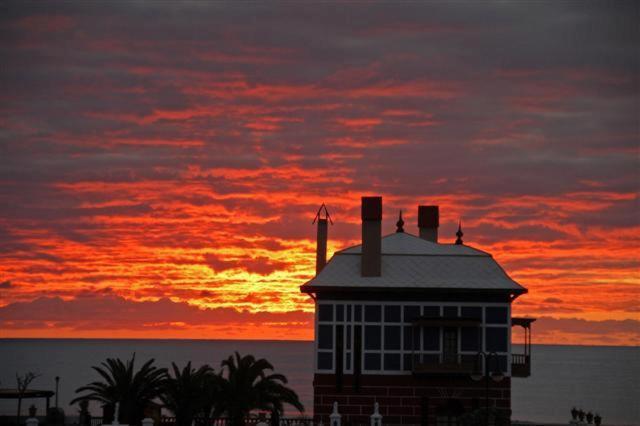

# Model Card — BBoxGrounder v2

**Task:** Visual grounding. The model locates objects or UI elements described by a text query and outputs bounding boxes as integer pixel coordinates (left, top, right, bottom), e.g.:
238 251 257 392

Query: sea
0 340 638 425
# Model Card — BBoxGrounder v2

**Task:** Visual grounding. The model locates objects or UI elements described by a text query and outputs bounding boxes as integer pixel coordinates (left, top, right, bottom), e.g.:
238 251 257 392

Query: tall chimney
418 205 439 242
315 217 328 275
314 204 331 275
361 196 382 277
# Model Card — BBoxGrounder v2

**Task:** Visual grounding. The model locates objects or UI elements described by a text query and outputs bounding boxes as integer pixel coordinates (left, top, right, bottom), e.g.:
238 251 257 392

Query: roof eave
301 284 526 295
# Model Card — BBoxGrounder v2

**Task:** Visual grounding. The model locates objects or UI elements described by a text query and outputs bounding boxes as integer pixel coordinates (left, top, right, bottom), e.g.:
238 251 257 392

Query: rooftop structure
304 231 525 292
301 196 535 426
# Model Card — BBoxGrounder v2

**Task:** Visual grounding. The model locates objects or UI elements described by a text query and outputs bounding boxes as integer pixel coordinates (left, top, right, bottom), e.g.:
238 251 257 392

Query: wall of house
313 374 511 425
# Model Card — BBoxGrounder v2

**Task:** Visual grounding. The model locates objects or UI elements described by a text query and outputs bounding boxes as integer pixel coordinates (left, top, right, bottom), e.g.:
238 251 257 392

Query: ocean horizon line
1 337 638 349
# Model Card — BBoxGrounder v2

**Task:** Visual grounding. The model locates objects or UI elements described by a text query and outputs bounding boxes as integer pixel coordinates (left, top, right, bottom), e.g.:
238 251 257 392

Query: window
384 353 401 370
403 353 421 371
404 326 420 351
486 307 508 324
365 325 381 350
354 325 362 374
384 305 401 322
317 352 332 370
461 327 480 351
423 326 440 351
443 306 458 318
495 355 508 373
318 325 333 349
364 353 381 370
335 325 344 376
486 354 507 374
336 305 344 321
318 304 333 322
442 328 458 363
461 354 477 367
422 354 439 364
317 302 497 374
485 327 508 352
461 306 482 320
404 305 421 322
384 326 401 350
423 306 439 318
365 305 382 322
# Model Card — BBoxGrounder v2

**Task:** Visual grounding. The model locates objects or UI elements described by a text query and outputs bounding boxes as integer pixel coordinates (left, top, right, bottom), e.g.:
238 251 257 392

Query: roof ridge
337 252 490 257
337 231 488 256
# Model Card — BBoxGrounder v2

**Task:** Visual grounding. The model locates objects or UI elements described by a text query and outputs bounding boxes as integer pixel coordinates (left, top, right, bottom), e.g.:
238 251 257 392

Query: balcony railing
511 353 531 377
412 354 531 377
412 360 475 376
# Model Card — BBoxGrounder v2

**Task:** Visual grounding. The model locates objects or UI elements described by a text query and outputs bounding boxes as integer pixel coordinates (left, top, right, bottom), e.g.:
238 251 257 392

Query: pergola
0 389 55 412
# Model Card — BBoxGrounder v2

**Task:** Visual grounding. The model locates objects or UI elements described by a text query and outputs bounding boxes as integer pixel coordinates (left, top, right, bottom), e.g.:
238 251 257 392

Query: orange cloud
1 2 637 345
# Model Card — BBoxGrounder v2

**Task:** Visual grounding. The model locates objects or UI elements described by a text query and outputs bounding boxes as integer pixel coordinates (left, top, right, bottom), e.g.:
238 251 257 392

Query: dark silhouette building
301 196 534 425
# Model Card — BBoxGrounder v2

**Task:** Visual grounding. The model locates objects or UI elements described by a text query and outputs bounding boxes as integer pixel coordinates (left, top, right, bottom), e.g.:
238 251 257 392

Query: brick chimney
361 196 382 277
418 205 439 243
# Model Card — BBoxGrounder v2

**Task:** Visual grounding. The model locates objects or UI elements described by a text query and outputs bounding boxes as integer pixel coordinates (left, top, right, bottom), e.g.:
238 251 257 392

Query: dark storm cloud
0 295 313 328
1 2 638 215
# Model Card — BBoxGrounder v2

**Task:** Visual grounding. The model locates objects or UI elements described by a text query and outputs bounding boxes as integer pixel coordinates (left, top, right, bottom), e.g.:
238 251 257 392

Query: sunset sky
1 2 638 345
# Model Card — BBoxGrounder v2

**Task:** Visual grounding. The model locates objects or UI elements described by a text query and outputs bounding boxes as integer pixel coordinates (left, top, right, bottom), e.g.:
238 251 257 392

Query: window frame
314 301 512 376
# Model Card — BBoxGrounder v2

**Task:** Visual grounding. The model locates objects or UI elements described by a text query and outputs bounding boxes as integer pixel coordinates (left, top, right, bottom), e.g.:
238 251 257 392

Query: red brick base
313 374 511 425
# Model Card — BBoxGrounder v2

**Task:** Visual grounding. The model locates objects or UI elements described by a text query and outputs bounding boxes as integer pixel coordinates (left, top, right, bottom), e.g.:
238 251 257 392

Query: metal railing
512 353 528 365
511 353 531 377
80 418 313 426
161 417 314 426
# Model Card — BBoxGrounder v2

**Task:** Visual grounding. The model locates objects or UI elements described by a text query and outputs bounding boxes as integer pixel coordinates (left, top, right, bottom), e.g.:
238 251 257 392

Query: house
301 196 534 426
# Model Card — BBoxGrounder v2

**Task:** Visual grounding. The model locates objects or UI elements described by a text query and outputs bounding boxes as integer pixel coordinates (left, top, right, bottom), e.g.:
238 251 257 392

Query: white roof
339 232 487 256
303 232 524 292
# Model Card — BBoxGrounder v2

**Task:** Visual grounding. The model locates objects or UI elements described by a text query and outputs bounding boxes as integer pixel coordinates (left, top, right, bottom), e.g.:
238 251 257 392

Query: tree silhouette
215 352 304 426
16 372 40 426
71 354 167 425
160 362 220 426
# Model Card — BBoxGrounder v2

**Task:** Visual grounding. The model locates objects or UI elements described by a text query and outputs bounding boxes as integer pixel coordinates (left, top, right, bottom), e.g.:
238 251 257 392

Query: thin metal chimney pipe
418 205 439 242
313 204 332 276
361 196 382 277
315 217 328 275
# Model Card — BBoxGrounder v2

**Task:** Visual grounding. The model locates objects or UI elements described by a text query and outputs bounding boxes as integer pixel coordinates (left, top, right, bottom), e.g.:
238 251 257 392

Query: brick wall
313 374 511 425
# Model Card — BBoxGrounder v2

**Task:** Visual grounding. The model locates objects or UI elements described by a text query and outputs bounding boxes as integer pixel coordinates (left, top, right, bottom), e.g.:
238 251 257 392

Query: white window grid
315 301 512 375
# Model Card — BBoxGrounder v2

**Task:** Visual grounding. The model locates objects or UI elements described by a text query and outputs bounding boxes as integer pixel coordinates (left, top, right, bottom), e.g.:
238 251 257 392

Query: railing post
329 402 341 426
370 402 382 426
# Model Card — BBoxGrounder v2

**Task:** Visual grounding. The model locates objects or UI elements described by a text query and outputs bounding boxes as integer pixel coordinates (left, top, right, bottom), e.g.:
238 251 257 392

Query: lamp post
470 351 504 426
55 376 59 408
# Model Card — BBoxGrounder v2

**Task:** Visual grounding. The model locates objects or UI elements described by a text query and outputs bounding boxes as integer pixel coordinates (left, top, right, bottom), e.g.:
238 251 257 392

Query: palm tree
71 354 167 425
201 370 224 425
160 362 219 426
215 352 304 426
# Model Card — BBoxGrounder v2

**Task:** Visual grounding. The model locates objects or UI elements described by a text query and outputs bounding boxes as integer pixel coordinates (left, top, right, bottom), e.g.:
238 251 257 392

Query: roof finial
396 210 405 233
312 203 333 225
455 220 464 245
